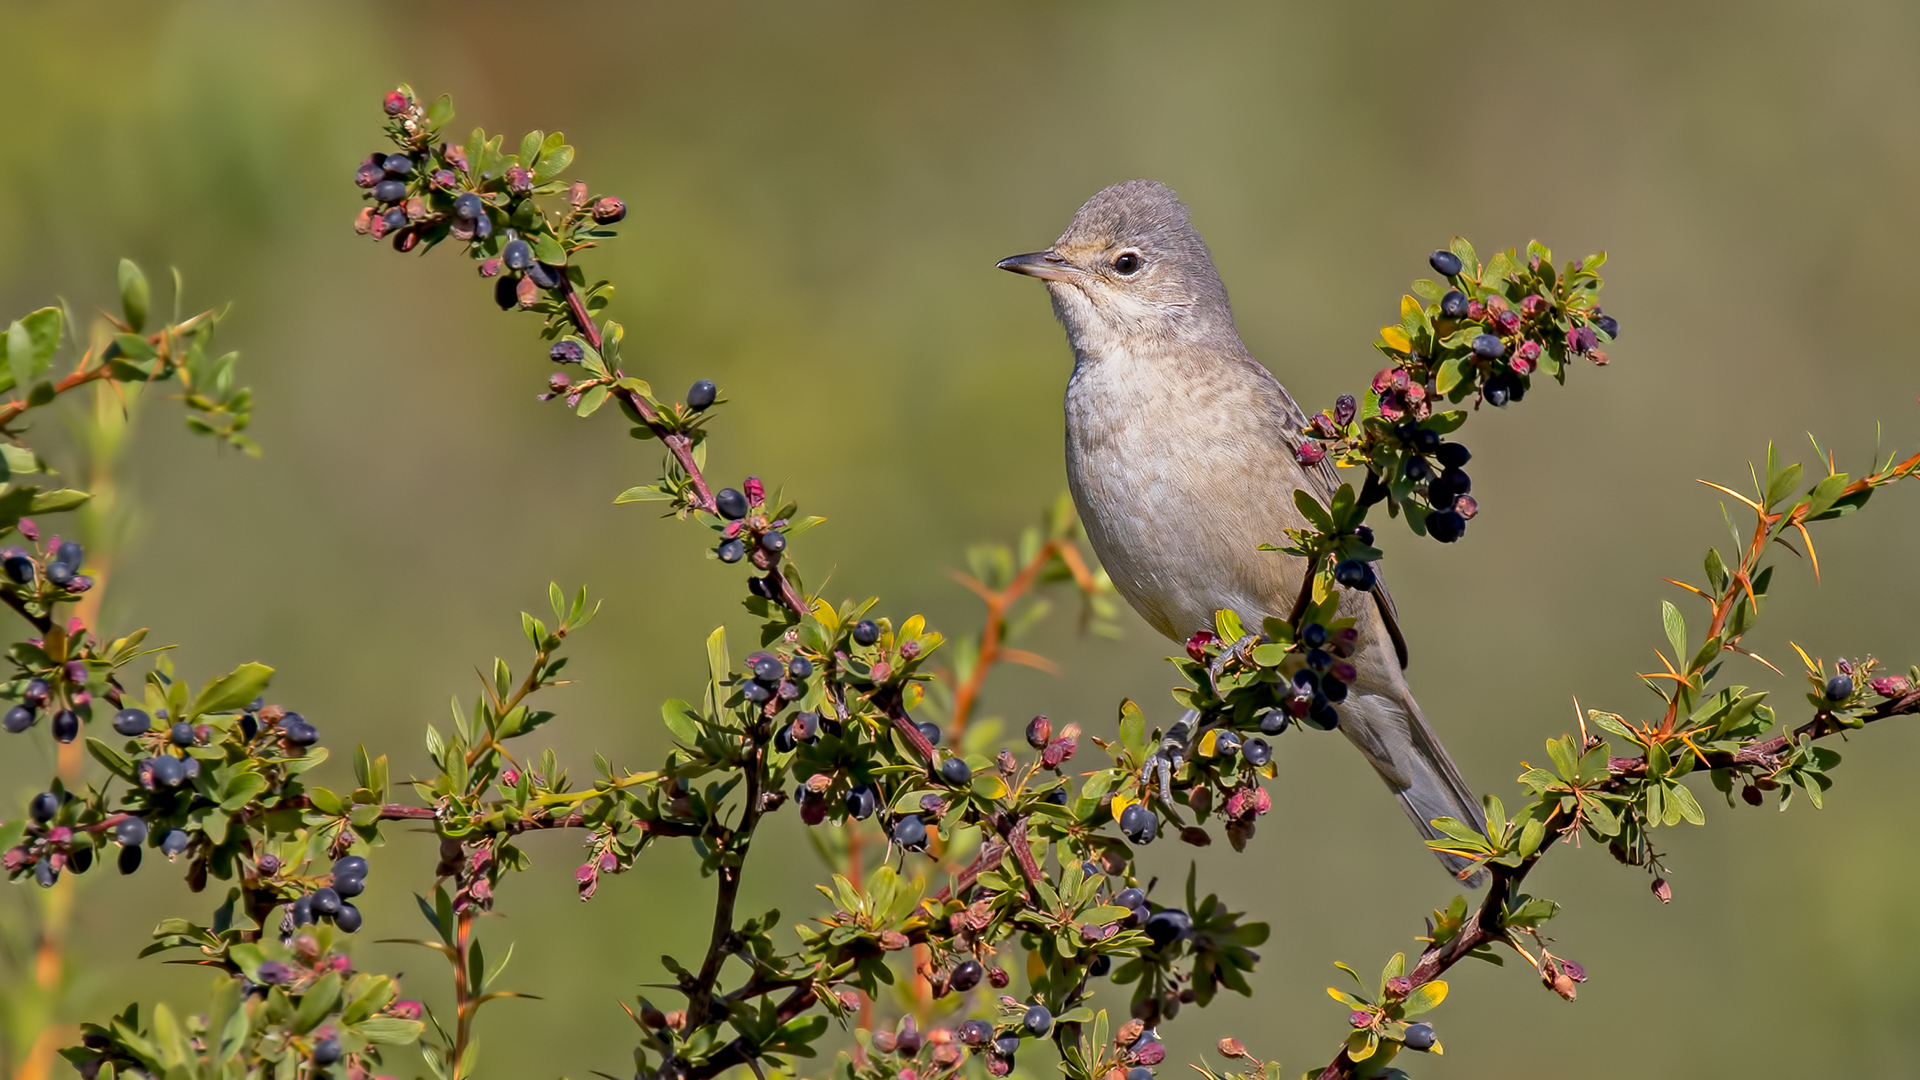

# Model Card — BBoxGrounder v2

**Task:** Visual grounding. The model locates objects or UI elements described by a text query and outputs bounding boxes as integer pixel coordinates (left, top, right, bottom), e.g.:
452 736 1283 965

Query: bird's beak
996 250 1076 282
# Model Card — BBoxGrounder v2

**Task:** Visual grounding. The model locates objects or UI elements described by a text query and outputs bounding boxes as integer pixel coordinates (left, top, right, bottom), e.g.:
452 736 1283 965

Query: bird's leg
1207 633 1261 686
1141 708 1203 806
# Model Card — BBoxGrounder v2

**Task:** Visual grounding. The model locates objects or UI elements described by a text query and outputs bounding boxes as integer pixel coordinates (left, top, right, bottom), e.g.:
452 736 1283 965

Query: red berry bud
592 197 627 223
744 477 765 506
384 90 411 114
1185 629 1217 662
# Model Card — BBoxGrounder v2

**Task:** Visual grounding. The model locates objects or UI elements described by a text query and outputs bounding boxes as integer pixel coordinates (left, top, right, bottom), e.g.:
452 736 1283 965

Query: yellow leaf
1196 729 1219 757
1379 326 1412 353
900 614 926 641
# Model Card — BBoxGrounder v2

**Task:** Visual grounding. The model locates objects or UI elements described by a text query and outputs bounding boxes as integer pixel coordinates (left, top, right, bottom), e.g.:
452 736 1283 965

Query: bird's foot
1139 709 1202 806
1207 633 1261 685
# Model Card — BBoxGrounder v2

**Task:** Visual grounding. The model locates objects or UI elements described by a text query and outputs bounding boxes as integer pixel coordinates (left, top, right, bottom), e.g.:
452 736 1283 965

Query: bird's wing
1245 358 1411 670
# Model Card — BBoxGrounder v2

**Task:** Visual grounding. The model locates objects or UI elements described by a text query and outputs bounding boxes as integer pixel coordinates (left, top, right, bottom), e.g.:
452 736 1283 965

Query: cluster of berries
1 537 91 594
1283 621 1359 729
354 90 625 306
5 676 83 742
711 477 791 598
1426 248 1618 402
951 1001 1056 1076
285 855 371 935
1113 887 1195 954
868 1017 968 1075
739 648 812 710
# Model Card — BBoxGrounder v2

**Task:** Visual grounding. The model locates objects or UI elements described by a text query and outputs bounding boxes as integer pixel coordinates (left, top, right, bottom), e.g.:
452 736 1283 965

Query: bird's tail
1344 691 1488 887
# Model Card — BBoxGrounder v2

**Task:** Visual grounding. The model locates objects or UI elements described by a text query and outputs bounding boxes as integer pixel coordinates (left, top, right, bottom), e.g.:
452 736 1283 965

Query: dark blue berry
1128 1067 1153 1080
852 620 881 646
1439 289 1469 319
526 262 560 289
381 208 408 232
916 721 942 746
687 379 717 411
1404 456 1432 483
1308 701 1341 730
995 1034 1022 1055
717 538 746 563
1089 953 1112 977
742 681 772 705
333 874 365 899
3 554 34 584
52 541 81 569
115 816 148 846
1437 442 1471 468
1323 678 1349 703
313 1036 343 1065
1825 674 1854 702
1143 908 1193 948
51 710 79 744
160 829 190 857
787 656 813 680
372 179 407 203
1404 1022 1435 1051
1260 710 1290 736
1120 803 1156 844
1333 559 1375 591
1023 1005 1052 1036
950 959 984 991
502 238 533 271
29 791 58 822
282 718 320 746
845 784 877 820
1243 738 1272 766
112 708 150 736
1306 648 1332 672
454 192 485 220
1470 334 1505 360
170 721 195 747
774 723 796 752
334 902 364 934
1425 510 1466 543
473 214 493 240
382 154 414 176
891 813 928 850
1292 669 1319 694
1301 623 1327 648
1595 314 1619 339
24 679 48 706
958 1019 993 1046
760 530 786 554
1212 730 1241 757
751 655 784 684
1429 250 1463 277
1482 377 1511 407
550 340 584 364
1413 427 1441 453
715 488 749 520
3 705 34 733
1115 886 1146 909
939 756 972 786
34 859 57 887
310 886 342 917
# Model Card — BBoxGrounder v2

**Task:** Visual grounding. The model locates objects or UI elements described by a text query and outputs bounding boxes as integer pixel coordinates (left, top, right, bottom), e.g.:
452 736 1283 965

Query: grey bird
998 179 1484 880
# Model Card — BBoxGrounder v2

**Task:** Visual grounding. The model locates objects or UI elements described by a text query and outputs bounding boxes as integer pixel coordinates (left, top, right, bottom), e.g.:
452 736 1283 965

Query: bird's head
997 179 1240 359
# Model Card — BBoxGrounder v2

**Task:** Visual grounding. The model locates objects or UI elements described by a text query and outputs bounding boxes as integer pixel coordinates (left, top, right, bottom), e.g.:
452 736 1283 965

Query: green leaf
189 662 274 718
532 144 574 183
614 485 674 504
533 234 567 266
27 489 90 515
1400 980 1447 1016
118 259 151 332
1660 600 1686 664
1435 354 1472 396
1293 489 1334 533
576 385 610 417
293 972 342 1033
661 699 700 745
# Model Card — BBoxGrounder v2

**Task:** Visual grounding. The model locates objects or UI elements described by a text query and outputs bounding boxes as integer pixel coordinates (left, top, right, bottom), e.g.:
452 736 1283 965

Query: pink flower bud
744 476 765 506
1185 630 1217 662
1871 676 1910 697
383 90 411 115
1295 442 1327 466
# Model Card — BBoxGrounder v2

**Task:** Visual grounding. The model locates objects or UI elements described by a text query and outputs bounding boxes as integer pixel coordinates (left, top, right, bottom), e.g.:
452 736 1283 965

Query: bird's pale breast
1064 347 1315 643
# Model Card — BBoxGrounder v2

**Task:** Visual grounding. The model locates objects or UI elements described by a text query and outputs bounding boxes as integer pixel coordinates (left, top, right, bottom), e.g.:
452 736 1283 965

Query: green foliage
0 83 1915 1080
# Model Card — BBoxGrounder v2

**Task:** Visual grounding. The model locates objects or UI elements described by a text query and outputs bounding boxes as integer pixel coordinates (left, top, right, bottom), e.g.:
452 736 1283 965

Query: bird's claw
1206 633 1261 685
1138 710 1201 806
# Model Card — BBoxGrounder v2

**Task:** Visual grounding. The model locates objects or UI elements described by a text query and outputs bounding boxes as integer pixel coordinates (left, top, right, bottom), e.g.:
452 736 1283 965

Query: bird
997 179 1484 880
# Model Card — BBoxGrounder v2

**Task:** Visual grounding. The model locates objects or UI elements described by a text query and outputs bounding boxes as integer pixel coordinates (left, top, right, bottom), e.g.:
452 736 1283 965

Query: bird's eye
1112 251 1142 275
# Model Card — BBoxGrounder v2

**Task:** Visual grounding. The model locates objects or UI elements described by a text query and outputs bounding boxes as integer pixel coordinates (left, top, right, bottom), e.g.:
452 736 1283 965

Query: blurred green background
3 1 1920 1077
